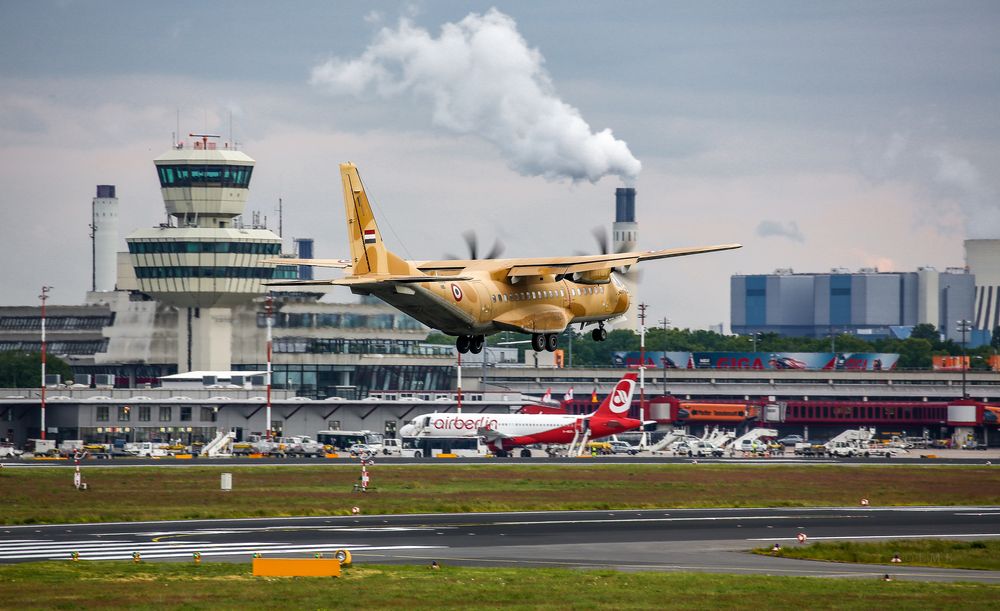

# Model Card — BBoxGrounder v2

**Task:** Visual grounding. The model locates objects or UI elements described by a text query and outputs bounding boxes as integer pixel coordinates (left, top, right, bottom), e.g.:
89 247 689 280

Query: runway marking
137 525 450 540
491 515 866 526
955 512 1000 516
0 539 444 561
4 506 998 530
747 533 1000 541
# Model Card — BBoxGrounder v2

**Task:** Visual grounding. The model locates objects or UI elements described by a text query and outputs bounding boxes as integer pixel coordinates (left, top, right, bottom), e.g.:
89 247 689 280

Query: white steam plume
310 9 641 183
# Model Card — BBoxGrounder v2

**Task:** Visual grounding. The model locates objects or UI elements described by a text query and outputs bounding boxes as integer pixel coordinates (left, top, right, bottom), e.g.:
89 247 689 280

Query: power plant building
731 267 975 342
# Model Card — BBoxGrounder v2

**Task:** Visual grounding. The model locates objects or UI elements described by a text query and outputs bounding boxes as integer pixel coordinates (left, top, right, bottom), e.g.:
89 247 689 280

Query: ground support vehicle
680 440 724 458
0 443 22 458
608 440 639 455
400 435 490 458
124 442 169 458
793 442 827 457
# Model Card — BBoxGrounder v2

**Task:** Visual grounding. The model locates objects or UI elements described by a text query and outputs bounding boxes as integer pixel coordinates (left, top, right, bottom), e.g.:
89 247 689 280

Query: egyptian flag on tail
563 387 574 402
363 229 377 244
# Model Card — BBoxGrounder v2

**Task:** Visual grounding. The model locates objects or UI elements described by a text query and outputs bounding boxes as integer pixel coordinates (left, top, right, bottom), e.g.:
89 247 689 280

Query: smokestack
612 187 638 331
92 185 119 292
294 237 314 281
615 187 636 223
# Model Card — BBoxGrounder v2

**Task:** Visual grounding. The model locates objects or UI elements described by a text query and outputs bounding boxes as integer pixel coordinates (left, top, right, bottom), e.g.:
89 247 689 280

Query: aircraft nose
615 286 630 314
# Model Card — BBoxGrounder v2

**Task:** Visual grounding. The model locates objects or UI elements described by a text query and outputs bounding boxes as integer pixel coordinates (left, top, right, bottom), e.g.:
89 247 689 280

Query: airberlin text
433 416 499 431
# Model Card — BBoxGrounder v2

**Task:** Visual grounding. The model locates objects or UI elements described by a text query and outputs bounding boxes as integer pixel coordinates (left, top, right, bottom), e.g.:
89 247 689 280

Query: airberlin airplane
398 373 647 457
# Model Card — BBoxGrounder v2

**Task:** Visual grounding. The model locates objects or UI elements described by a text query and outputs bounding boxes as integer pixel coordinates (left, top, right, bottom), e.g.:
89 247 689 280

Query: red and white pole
265 293 273 441
638 303 648 420
39 286 51 440
456 351 462 414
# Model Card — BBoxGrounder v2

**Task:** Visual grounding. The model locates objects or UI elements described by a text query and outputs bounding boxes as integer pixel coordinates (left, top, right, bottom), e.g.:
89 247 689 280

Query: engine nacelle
569 269 612 285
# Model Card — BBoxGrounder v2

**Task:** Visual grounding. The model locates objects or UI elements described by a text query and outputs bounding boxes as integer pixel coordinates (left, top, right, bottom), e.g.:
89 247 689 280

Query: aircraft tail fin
341 163 409 277
590 373 638 419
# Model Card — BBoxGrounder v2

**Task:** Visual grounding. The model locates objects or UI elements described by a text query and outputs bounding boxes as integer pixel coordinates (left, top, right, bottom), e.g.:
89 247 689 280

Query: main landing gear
591 323 608 342
530 333 559 352
456 334 485 354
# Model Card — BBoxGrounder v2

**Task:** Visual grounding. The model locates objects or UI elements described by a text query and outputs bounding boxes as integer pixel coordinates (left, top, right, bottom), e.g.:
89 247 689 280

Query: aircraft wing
264 274 473 288
261 258 352 269
477 427 509 442
415 243 741 278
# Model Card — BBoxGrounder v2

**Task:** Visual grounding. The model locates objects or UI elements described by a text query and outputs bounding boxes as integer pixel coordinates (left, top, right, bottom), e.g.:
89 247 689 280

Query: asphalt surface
3 453 997 467
2 507 999 582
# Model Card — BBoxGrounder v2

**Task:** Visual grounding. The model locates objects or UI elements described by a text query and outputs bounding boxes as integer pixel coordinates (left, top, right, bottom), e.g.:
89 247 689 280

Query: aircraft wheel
598 327 608 341
520 448 532 458
531 333 546 352
470 335 485 354
456 335 471 353
545 333 558 352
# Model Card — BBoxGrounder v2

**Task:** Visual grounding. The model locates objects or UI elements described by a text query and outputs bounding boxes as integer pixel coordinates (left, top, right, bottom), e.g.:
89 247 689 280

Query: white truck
680 440 725 458
824 427 906 458
0 443 22 458
125 442 169 458
285 436 326 457
381 438 402 456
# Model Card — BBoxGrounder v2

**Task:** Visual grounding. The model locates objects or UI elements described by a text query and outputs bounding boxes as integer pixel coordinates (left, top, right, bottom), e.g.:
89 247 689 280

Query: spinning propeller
445 230 506 260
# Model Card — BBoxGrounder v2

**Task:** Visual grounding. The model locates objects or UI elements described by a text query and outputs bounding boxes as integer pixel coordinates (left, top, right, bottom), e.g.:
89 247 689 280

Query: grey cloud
756 220 804 242
856 124 1000 238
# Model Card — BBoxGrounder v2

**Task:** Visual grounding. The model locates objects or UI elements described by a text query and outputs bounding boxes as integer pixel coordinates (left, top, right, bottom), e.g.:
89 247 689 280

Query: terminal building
731 267 975 342
2 139 999 449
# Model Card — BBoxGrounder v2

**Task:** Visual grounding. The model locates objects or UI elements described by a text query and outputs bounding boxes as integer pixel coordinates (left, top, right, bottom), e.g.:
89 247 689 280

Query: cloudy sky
1 1 998 330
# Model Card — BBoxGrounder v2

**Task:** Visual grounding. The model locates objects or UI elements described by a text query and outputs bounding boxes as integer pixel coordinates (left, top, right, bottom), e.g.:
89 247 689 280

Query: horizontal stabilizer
261 258 351 269
265 274 473 289
262 279 339 287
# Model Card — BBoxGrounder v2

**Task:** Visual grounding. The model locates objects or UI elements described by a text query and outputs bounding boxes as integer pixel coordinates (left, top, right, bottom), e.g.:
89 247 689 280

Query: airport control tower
126 135 281 372
612 187 639 331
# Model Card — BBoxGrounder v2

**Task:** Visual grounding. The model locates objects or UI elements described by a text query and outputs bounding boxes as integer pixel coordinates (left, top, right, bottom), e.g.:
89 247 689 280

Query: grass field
0 561 998 610
755 539 1000 571
1 464 998 524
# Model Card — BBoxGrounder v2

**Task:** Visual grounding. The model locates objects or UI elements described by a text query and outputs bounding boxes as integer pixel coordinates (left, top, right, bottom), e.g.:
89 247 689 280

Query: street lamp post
39 286 52 441
638 303 648 411
659 317 670 395
957 319 973 399
265 293 273 441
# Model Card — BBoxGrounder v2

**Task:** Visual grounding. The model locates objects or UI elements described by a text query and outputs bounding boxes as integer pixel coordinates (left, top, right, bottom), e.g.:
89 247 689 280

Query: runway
2 507 999 582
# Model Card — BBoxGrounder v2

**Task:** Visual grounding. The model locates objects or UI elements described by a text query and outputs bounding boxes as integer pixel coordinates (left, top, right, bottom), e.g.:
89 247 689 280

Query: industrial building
731 267 975 342
965 239 1000 342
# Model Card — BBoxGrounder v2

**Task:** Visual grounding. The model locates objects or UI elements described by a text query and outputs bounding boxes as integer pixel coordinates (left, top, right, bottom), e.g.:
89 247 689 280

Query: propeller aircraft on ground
265 163 740 354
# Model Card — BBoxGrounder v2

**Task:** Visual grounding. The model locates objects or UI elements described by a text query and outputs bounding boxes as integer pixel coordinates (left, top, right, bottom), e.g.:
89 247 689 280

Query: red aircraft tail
590 373 638 419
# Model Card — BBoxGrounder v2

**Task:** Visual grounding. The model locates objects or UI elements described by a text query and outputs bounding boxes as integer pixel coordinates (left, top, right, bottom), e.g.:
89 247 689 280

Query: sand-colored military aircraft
265 163 740 354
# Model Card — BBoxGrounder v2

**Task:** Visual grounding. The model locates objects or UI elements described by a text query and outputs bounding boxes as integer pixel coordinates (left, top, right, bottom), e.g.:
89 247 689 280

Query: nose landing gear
591 324 608 342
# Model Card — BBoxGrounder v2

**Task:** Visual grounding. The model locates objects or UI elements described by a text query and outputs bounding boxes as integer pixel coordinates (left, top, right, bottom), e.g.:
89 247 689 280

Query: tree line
428 323 997 370
0 352 73 388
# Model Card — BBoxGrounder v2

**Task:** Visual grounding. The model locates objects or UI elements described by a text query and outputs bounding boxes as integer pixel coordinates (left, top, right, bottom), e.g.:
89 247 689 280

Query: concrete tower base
178 307 233 372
